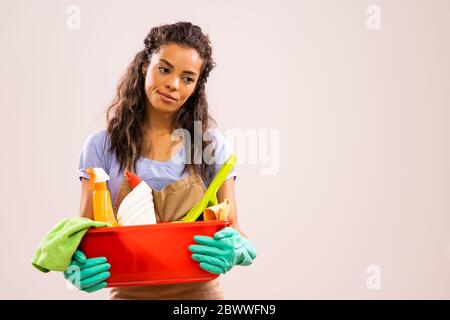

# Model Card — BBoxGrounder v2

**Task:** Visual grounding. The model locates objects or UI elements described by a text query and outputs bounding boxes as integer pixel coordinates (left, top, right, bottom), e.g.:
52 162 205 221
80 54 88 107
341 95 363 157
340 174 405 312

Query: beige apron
108 166 224 300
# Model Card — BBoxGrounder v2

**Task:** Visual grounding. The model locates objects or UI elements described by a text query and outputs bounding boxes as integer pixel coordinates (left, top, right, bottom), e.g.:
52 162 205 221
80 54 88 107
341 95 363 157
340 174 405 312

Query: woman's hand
63 249 111 293
189 227 257 274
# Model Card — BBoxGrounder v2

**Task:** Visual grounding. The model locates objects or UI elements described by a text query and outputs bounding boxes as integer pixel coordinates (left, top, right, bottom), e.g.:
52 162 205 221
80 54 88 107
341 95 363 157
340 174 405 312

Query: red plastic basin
79 220 231 287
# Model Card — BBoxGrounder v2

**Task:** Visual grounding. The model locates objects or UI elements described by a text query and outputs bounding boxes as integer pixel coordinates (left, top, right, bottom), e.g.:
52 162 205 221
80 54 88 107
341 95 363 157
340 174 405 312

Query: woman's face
143 43 204 114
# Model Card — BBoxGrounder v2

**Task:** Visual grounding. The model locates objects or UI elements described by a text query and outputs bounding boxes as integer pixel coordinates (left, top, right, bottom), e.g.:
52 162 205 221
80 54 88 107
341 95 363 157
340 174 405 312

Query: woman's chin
150 99 180 114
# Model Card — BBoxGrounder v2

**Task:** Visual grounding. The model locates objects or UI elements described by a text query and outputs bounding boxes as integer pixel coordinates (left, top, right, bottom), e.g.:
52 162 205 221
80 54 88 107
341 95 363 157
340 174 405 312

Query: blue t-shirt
78 129 237 206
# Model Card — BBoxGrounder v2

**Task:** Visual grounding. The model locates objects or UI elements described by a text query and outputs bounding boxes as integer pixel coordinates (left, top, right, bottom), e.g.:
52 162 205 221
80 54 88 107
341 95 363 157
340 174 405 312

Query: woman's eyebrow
159 58 198 76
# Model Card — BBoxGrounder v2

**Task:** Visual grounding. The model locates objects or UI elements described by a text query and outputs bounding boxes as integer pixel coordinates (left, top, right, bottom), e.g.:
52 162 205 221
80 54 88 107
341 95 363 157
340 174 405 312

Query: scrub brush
182 154 237 222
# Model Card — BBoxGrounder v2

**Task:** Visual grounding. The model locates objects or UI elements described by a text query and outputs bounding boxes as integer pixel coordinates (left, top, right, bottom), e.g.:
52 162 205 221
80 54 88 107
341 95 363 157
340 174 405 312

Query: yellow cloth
204 199 231 221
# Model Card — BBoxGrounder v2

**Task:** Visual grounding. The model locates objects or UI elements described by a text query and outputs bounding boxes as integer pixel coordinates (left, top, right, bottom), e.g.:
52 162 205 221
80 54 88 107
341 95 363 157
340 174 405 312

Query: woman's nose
165 76 179 90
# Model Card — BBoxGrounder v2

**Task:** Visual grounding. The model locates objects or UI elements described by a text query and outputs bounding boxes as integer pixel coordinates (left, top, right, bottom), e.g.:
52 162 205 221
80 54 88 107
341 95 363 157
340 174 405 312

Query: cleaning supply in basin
116 170 157 226
204 199 231 221
86 168 118 226
125 169 142 189
31 217 108 272
182 154 237 222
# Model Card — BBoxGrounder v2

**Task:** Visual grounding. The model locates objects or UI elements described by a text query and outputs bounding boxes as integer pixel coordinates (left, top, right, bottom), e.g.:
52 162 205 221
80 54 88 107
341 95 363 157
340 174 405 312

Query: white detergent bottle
117 170 157 226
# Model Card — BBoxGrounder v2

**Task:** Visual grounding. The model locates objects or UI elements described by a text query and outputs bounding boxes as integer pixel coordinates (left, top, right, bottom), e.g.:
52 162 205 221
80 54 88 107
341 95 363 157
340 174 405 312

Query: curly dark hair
106 21 217 181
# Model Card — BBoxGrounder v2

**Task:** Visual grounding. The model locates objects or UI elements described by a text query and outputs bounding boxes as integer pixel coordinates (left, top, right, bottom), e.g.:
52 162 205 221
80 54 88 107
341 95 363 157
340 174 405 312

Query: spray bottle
86 167 118 226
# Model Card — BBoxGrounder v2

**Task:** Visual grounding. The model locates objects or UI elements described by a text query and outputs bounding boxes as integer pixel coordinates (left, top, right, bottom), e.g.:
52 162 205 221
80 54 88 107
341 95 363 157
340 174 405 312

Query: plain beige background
1 0 449 299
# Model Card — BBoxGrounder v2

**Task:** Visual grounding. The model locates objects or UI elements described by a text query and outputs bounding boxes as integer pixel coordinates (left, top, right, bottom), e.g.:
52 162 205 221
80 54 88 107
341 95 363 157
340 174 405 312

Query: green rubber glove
189 227 257 274
63 249 111 293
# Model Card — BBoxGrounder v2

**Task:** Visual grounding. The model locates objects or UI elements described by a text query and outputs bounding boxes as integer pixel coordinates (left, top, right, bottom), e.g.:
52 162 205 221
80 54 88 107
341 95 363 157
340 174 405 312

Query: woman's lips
158 91 177 103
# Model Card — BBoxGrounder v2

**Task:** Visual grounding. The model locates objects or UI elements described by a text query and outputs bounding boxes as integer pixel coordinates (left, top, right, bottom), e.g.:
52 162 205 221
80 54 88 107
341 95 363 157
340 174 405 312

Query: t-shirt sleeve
78 130 110 181
206 129 237 186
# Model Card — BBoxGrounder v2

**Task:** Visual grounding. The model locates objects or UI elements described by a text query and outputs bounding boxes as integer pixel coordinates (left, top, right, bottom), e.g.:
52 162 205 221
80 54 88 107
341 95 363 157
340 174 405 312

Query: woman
66 22 257 299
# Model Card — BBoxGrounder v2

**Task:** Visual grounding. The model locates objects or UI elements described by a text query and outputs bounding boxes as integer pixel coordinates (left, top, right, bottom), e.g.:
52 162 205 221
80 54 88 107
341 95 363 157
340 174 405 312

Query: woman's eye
158 67 169 73
158 67 193 84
